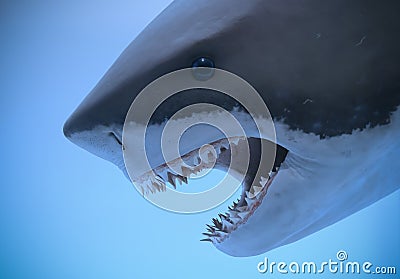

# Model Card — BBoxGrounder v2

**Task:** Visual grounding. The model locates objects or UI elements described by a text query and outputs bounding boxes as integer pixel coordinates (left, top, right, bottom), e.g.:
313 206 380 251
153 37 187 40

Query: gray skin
64 0 400 256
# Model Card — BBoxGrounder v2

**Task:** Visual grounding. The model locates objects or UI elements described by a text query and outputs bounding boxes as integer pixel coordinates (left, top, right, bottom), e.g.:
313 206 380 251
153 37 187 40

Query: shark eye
192 57 215 81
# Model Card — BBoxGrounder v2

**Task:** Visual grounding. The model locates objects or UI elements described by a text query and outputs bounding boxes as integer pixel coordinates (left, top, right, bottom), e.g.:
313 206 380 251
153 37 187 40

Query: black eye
191 57 215 81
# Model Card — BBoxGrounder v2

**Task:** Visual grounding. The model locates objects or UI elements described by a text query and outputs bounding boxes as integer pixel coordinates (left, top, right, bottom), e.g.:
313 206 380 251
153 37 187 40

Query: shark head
64 0 400 256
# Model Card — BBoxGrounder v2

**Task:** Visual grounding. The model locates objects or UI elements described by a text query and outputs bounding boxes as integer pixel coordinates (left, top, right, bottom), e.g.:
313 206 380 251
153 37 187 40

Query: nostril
109 132 123 146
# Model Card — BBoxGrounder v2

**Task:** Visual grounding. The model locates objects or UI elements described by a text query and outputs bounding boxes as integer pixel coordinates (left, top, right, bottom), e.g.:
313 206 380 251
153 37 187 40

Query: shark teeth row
134 137 245 195
201 171 278 243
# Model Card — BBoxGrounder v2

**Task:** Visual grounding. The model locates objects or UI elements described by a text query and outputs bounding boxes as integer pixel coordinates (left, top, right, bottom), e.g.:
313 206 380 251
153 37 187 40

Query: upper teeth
132 137 246 195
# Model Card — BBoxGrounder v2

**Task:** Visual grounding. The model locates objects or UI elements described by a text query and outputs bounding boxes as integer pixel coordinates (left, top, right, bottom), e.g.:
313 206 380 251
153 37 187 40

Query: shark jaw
66 106 400 257
125 134 289 243
124 106 400 257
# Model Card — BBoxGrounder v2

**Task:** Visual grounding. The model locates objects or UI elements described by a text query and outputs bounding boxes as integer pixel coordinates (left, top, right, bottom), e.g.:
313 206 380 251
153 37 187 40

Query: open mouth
128 137 288 243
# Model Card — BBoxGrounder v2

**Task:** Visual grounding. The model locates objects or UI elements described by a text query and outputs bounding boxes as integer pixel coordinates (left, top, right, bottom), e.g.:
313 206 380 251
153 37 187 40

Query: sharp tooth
246 191 256 199
212 218 222 230
143 180 151 190
152 182 161 191
218 213 227 220
231 137 240 145
174 174 187 185
167 172 176 188
206 224 215 232
175 175 183 185
252 185 263 195
194 156 201 165
155 175 164 183
181 166 192 177
238 212 248 219
236 206 247 212
221 141 229 150
221 219 232 230
229 216 241 223
216 231 228 237
228 210 240 217
260 176 269 186
155 180 166 192
200 238 213 243
161 181 167 191
202 232 217 237
224 216 234 225
245 197 256 206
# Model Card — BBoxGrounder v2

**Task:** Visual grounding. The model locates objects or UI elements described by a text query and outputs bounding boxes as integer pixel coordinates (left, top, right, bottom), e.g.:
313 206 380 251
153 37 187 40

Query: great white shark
63 0 400 256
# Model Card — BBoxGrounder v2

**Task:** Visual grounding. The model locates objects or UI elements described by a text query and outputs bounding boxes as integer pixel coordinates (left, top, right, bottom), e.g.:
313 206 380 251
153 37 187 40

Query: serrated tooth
143 180 151 190
167 172 176 188
260 176 269 186
223 213 234 223
245 197 257 206
212 218 222 230
155 174 164 183
152 181 161 191
200 238 213 243
246 191 256 199
194 156 201 165
228 210 240 217
206 224 215 232
252 185 263 195
218 213 228 220
229 216 241 223
181 166 192 177
155 179 166 192
174 174 187 185
202 232 217 237
148 186 155 194
161 181 167 191
231 137 240 146
221 141 229 150
237 211 248 219
236 206 247 212
221 219 232 230
175 174 183 185
216 230 228 237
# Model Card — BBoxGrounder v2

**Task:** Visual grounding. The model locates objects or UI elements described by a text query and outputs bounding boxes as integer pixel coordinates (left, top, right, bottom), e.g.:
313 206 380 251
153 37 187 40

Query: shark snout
63 112 126 170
